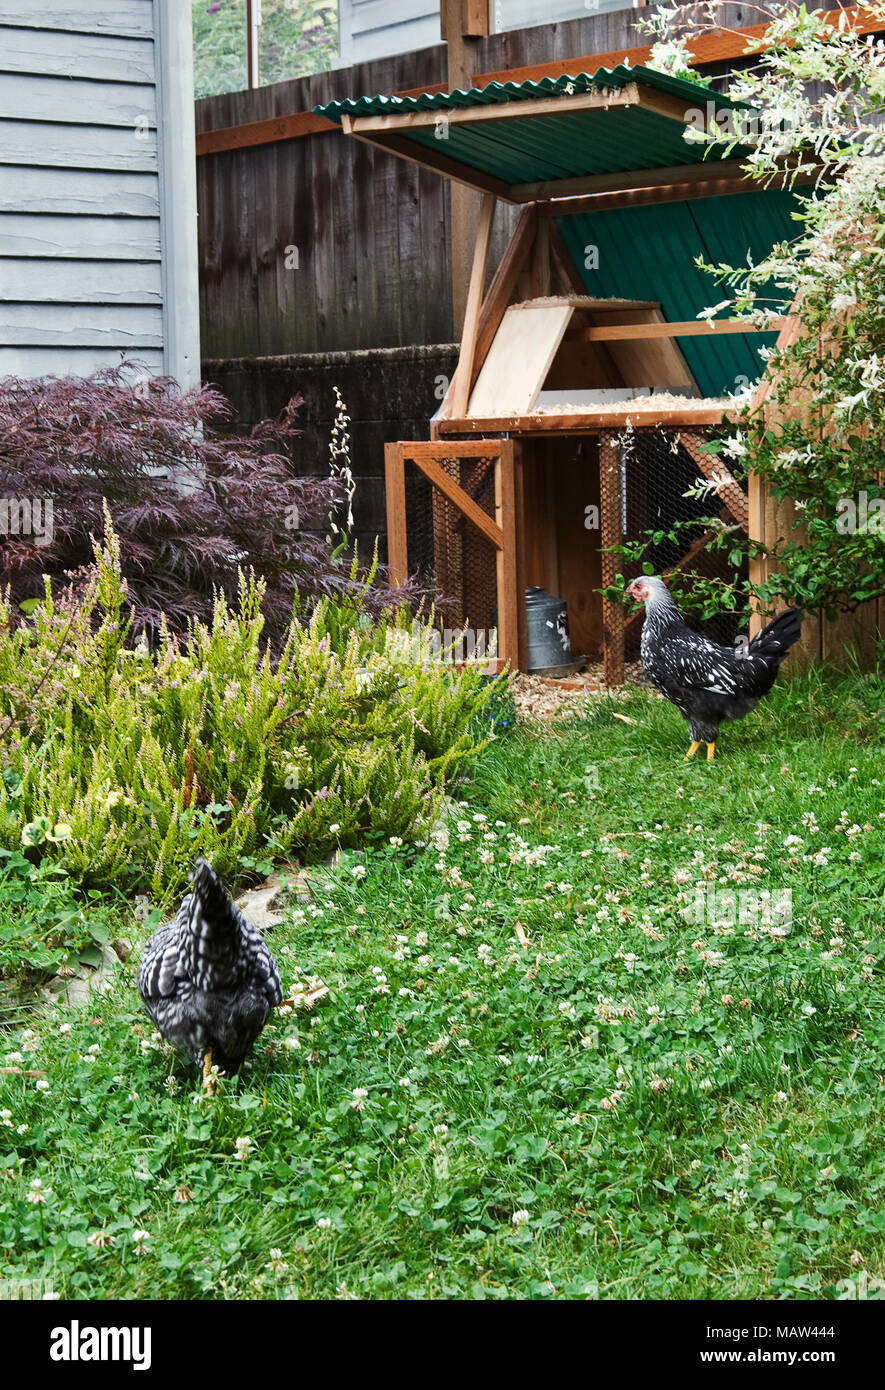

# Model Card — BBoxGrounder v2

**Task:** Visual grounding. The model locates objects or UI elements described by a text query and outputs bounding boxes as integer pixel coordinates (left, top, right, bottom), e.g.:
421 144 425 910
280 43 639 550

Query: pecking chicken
626 576 802 760
138 858 282 1086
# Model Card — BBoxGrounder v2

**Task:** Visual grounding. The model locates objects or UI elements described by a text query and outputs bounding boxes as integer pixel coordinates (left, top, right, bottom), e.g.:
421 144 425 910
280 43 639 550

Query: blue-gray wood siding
337 0 439 66
0 0 196 380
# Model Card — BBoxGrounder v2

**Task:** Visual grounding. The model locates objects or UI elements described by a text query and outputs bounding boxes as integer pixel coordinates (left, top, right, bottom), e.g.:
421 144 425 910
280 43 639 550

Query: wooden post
599 434 625 687
246 0 261 90
513 438 527 671
495 440 519 670
442 0 490 331
384 443 408 587
451 191 496 418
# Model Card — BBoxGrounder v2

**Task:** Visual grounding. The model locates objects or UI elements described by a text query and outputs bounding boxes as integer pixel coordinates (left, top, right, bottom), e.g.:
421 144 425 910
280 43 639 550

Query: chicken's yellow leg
202 1049 216 1093
684 741 702 760
706 742 716 762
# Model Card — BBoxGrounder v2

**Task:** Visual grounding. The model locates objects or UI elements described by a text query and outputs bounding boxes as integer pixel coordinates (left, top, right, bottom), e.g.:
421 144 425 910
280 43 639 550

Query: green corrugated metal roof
556 188 803 397
314 66 749 121
315 67 754 184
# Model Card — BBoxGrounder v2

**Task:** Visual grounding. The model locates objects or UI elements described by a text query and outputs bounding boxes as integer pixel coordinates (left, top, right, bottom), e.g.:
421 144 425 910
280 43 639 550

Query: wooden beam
567 317 790 342
195 83 448 157
384 443 409 587
511 156 753 204
451 192 497 418
538 166 822 216
533 216 551 298
345 86 641 135
436 406 737 435
599 434 624 687
407 451 504 550
495 442 519 669
471 7 885 87
340 118 515 202
436 203 539 421
548 220 586 295
197 110 336 156
470 204 538 388
513 439 528 671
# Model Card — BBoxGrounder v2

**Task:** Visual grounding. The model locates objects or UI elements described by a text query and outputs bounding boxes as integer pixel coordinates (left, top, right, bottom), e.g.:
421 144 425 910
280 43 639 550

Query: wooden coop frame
318 67 822 681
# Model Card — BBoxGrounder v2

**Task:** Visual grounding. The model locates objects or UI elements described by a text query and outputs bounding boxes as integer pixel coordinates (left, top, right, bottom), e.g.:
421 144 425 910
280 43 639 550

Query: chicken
625 576 802 760
138 858 282 1086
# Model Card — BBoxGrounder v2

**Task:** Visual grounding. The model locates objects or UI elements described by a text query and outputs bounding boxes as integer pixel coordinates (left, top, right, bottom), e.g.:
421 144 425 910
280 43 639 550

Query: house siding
0 0 198 383
338 0 439 67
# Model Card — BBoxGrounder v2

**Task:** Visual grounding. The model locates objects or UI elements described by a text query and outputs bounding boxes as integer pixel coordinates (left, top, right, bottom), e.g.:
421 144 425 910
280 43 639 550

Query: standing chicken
626 576 802 760
138 858 282 1085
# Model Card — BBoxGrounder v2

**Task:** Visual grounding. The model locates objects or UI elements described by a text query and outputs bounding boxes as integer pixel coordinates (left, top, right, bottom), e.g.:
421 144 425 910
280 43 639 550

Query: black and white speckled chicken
138 858 282 1086
626 576 802 760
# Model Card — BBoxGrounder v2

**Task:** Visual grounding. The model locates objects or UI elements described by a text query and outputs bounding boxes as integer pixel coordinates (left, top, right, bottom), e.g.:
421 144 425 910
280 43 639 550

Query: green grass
2 667 885 1299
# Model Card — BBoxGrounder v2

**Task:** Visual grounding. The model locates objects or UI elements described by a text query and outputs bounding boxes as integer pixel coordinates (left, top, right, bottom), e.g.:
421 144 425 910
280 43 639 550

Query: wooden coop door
385 440 520 672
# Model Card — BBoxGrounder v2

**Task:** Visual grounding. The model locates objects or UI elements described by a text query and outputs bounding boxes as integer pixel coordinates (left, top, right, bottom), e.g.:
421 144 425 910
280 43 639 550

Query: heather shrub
0 515 494 906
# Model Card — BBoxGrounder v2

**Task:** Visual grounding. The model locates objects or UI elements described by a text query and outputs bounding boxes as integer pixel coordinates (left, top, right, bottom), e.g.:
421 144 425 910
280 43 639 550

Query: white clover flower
234 1136 255 1161
34 1079 50 1093
132 1228 151 1253
329 823 341 834
350 1087 369 1111
27 1178 49 1205
511 1209 531 1228
434 1123 449 1138
0 1110 12 1128
316 1216 333 1230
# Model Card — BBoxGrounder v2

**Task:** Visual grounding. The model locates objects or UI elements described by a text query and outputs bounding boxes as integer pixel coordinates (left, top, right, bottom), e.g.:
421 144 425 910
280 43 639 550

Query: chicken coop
315 67 815 682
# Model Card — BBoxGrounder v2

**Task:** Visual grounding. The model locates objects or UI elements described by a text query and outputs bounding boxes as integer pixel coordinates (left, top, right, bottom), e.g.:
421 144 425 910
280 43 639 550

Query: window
192 0 339 99
491 0 638 33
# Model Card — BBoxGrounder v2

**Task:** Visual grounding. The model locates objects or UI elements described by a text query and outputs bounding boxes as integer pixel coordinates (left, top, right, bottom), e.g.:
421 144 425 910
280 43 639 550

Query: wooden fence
194 3 733 360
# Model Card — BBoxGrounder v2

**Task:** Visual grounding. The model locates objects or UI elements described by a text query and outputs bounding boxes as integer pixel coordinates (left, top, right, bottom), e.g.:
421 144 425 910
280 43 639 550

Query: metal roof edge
312 65 753 124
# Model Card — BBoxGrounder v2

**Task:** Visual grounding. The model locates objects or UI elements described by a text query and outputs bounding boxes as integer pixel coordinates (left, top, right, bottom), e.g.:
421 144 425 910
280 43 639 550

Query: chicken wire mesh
403 454 499 636
617 425 749 655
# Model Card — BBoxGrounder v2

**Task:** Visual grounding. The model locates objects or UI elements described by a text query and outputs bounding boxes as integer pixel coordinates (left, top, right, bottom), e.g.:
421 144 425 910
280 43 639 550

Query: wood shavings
510 663 648 722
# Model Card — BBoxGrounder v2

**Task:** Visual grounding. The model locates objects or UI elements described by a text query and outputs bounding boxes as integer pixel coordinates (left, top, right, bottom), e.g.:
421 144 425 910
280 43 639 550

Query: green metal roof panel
555 188 802 397
316 67 754 184
401 105 729 184
314 66 749 122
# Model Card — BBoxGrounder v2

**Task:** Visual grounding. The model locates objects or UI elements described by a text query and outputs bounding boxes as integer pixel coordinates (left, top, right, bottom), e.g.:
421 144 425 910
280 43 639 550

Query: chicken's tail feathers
748 609 803 662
